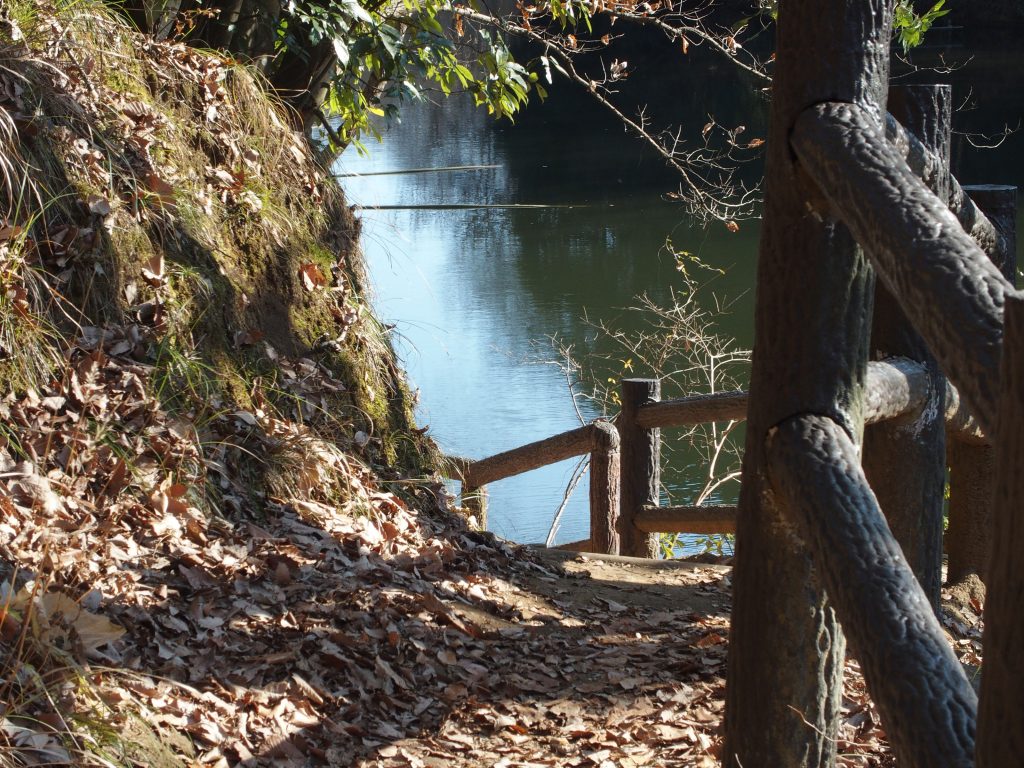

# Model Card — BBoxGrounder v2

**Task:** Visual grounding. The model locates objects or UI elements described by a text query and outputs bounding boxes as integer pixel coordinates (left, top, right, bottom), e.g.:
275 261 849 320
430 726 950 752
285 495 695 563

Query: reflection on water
338 42 1024 548
340 90 758 547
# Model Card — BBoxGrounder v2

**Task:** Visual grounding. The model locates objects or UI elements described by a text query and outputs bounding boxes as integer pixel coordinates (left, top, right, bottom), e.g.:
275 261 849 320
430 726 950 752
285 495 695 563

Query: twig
545 454 589 548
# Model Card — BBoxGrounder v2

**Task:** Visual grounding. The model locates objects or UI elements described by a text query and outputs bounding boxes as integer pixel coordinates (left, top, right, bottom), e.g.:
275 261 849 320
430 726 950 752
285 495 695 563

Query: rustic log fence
448 4 1022 762
450 353 1003 558
722 1 1020 765
450 421 621 554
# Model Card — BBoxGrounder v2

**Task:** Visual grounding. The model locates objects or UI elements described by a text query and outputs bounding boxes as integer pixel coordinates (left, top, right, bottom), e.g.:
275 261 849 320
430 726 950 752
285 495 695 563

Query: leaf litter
0 394 986 768
0 4 987 766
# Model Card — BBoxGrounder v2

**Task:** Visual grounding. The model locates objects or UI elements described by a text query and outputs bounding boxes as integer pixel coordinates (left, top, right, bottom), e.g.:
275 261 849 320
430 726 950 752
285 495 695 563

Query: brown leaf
299 262 327 291
695 632 726 648
234 328 265 348
36 591 125 656
145 172 176 209
101 458 128 497
141 254 165 286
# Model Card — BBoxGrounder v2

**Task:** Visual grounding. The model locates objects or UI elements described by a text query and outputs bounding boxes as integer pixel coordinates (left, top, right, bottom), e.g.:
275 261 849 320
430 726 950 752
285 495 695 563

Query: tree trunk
722 1 892 765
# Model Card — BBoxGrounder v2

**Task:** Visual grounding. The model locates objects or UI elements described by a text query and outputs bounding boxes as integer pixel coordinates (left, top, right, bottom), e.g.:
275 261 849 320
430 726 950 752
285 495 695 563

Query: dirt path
356 546 981 768
358 549 733 768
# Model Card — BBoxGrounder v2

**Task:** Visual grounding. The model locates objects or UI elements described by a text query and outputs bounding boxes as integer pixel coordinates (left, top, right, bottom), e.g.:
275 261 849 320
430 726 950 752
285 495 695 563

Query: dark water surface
337 42 1024 548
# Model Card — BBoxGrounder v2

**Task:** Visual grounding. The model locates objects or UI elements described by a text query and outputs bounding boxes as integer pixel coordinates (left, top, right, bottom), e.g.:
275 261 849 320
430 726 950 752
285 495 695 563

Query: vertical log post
947 184 1017 603
976 293 1024 767
723 1 892 765
863 84 951 613
589 422 621 555
618 379 659 559
462 483 488 530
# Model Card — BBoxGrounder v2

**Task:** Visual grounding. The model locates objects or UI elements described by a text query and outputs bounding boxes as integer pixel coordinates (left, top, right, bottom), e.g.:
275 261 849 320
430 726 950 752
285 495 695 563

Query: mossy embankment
1 0 437 488
0 4 475 764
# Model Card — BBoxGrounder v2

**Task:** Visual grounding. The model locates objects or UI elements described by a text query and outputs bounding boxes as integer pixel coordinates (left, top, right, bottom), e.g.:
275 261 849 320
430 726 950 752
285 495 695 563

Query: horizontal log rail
791 101 1016 438
633 358 989 443
635 390 747 429
460 424 599 487
634 505 737 534
944 380 988 445
451 421 621 554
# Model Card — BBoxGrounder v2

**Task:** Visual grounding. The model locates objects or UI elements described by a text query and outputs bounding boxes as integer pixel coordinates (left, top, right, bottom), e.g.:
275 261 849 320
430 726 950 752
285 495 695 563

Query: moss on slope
0 3 459 764
0 0 436 480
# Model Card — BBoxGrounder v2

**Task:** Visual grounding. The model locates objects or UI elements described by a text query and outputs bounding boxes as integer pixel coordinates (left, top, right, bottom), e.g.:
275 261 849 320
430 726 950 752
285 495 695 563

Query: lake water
337 40 1024 549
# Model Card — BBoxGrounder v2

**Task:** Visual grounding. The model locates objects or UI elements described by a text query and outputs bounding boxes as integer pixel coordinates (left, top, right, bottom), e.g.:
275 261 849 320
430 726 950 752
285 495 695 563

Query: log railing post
947 184 1017 602
724 2 891 763
588 422 620 555
863 84 951 613
462 483 488 529
618 379 659 558
977 292 1024 767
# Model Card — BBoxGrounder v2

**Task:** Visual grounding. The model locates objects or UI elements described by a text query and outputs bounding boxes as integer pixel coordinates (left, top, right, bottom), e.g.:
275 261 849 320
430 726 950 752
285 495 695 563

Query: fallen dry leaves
0 5 989 768
0 381 988 768
0 353 984 750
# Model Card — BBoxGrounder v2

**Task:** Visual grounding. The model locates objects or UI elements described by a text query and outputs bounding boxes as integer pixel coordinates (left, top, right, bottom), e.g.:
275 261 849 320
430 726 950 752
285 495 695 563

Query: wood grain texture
633 505 736 534
768 414 977 768
977 294 1024 767
792 101 1015 437
723 2 891 763
864 85 950 613
588 422 621 555
946 185 1016 594
884 114 1002 260
618 379 659 559
463 424 599 487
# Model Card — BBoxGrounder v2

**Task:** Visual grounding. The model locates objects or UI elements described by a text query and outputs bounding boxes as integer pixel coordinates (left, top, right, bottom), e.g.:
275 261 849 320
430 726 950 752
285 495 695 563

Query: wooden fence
449 351 1007 558
447 3 1022 764
449 421 621 553
723 2 1019 765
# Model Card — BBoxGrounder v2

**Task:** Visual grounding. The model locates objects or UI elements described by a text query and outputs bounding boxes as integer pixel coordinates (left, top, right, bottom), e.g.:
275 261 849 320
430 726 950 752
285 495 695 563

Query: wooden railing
449 5 1022 763
449 421 621 554
719 3 1020 765
449 353 1001 559
613 355 1008 557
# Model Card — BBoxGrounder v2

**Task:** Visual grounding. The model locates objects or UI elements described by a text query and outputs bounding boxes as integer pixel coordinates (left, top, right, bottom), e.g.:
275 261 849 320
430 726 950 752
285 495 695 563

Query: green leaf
343 0 374 25
333 36 350 65
378 24 401 59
